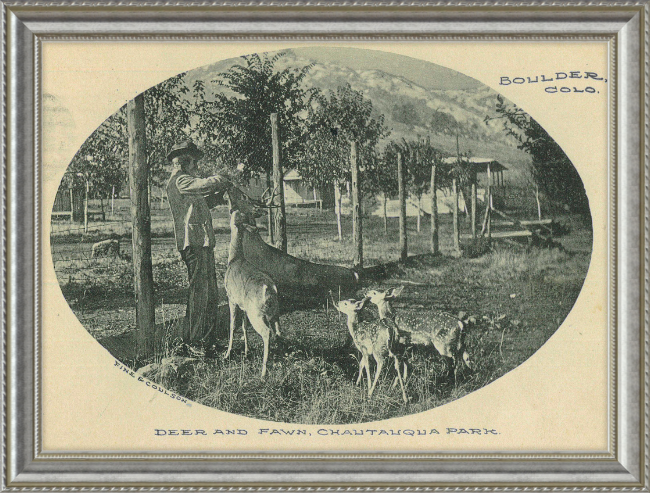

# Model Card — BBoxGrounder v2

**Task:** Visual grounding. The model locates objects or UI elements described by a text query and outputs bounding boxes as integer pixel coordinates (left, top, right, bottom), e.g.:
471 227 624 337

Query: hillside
183 47 532 182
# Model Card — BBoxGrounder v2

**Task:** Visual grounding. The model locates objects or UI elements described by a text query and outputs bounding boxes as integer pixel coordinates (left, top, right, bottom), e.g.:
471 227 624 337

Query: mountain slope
183 47 532 181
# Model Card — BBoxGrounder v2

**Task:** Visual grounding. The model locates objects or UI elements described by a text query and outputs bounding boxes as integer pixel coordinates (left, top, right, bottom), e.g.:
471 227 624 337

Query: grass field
51 202 592 424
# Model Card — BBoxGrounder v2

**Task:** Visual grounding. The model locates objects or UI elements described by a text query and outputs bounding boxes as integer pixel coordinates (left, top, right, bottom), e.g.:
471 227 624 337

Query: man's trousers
180 246 219 346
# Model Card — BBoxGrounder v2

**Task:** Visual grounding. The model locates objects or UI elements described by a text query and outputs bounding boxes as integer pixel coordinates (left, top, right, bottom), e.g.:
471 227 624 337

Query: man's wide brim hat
167 140 204 162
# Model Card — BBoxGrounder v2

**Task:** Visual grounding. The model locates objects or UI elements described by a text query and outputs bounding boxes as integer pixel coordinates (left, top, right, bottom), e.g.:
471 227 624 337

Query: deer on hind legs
365 286 473 385
224 209 281 379
332 295 408 403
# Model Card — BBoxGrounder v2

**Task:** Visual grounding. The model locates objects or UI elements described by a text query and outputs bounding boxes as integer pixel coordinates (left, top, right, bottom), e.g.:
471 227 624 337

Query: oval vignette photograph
48 47 593 424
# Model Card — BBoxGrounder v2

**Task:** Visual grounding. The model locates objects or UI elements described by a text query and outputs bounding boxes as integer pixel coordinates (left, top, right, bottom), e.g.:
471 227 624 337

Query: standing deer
224 209 281 379
365 286 472 383
332 296 408 403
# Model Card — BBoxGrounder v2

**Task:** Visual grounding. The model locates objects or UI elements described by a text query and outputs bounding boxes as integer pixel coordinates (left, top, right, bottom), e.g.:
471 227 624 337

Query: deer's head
227 185 279 227
365 286 405 305
331 294 368 318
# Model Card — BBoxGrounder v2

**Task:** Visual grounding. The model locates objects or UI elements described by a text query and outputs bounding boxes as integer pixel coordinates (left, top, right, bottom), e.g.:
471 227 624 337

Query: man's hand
214 163 244 190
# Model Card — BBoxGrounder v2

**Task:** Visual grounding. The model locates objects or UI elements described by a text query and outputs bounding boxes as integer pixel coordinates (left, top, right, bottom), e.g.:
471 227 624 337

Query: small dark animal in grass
332 296 408 403
223 210 281 379
91 239 120 258
365 286 472 383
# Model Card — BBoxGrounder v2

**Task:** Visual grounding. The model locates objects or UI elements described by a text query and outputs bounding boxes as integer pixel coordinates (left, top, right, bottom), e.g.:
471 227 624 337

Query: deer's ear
355 298 368 310
388 286 404 298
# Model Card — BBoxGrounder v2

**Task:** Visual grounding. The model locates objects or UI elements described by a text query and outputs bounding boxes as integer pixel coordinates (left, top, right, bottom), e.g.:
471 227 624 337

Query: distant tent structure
247 170 333 209
442 157 507 187
283 169 323 209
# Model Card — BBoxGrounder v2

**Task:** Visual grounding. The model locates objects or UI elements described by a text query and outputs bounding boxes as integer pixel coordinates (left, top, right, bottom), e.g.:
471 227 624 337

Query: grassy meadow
51 199 592 424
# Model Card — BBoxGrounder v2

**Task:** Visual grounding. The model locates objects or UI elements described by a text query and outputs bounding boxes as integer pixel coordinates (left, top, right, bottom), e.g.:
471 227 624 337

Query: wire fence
50 201 458 305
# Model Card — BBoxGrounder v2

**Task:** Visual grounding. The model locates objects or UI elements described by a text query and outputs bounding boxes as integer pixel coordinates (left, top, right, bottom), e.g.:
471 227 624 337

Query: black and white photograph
47 47 594 425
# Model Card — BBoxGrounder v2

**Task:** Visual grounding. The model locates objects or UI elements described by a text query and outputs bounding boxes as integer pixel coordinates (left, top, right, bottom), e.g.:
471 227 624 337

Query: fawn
224 210 281 379
332 296 408 403
365 286 472 383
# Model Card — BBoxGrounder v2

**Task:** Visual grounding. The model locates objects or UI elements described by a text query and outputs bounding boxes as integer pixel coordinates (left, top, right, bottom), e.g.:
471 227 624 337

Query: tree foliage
379 137 449 199
486 95 589 213
66 111 127 198
194 52 317 180
144 73 192 189
298 83 389 191
66 73 192 197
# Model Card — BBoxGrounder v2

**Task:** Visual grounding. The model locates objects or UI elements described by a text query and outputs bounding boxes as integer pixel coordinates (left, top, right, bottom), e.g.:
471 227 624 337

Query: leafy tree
405 138 432 232
429 110 458 134
66 72 192 217
66 115 127 230
194 52 317 181
144 73 192 201
298 83 389 240
486 95 589 214
391 100 422 128
365 145 398 233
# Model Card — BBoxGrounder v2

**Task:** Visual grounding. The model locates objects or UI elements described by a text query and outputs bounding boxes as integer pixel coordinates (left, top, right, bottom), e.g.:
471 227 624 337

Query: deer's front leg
224 301 239 359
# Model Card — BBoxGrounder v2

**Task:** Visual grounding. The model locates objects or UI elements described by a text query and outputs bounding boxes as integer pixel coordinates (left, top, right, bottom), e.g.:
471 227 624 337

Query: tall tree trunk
334 182 343 241
271 113 287 253
111 185 115 217
430 164 438 254
416 195 422 233
127 93 155 357
383 192 388 234
350 141 362 269
398 152 407 262
535 184 542 220
453 177 460 253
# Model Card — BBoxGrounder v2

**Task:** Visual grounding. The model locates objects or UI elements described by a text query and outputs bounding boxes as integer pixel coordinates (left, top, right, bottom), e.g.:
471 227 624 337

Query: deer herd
223 188 474 402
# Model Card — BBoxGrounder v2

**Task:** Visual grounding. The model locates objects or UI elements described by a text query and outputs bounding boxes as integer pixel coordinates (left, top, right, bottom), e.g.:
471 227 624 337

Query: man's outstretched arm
175 174 231 195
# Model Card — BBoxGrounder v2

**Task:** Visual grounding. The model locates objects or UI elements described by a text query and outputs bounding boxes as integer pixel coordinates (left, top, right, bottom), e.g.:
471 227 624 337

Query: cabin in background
246 170 333 209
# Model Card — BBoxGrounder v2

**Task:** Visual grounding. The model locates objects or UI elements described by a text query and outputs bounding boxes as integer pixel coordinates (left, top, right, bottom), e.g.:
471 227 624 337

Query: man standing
166 140 232 351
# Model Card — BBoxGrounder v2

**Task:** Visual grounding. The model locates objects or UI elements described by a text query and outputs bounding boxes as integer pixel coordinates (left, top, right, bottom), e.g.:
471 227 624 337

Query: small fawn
224 210 281 379
365 287 472 383
333 296 408 403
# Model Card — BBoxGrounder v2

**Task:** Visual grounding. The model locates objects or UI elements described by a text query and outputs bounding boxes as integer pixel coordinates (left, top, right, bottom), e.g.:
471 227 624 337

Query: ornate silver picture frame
3 1 648 489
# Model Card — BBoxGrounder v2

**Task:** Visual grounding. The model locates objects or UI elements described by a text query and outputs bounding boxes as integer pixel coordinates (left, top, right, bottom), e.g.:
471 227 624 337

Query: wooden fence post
398 152 408 262
350 141 362 269
271 113 287 253
430 162 439 254
334 182 343 241
452 175 460 253
69 188 74 224
471 172 477 239
266 170 274 244
127 93 155 357
83 178 89 233
487 162 492 241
